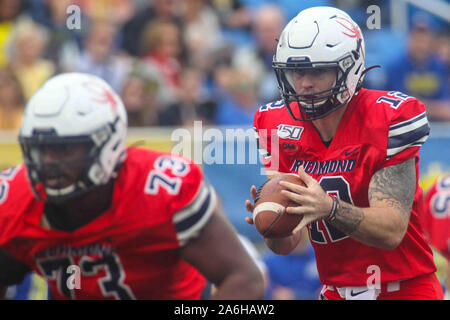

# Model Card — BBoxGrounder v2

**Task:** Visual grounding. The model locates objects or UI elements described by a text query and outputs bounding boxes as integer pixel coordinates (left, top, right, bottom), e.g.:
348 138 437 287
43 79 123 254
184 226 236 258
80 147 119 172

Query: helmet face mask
18 73 128 203
273 7 365 121
20 134 98 203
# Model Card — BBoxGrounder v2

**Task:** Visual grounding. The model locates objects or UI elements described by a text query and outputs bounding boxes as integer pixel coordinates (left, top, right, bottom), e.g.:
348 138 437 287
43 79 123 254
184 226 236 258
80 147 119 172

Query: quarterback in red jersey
423 174 450 299
246 6 443 300
0 73 264 300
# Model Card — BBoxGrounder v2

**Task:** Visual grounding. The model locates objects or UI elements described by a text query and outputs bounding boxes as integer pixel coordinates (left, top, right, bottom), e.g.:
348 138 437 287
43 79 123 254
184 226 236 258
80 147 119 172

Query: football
253 173 305 238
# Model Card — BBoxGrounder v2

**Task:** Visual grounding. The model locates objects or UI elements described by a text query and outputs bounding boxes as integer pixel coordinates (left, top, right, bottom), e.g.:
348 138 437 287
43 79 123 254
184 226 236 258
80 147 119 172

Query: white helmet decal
335 15 365 58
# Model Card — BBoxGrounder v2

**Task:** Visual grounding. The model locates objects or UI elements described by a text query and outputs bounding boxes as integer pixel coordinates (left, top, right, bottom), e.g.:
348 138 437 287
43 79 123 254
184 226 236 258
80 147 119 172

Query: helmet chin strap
355 65 381 92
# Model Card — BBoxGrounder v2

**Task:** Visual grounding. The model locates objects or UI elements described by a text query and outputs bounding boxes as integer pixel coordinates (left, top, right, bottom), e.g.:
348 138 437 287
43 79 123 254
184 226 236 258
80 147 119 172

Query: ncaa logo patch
282 143 299 153
277 124 304 140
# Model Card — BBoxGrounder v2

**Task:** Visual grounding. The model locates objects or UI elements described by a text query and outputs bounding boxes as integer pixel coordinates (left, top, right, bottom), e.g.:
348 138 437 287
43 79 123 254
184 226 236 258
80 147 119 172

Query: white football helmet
19 72 128 202
273 6 366 121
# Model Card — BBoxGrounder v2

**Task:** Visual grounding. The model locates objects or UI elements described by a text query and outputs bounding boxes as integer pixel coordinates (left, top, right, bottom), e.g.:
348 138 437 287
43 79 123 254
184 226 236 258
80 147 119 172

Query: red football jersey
254 88 436 287
422 174 450 261
0 147 217 299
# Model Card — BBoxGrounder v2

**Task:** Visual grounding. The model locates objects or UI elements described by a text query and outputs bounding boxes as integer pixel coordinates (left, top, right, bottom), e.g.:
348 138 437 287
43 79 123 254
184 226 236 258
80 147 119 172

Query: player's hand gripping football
279 166 334 234
244 185 258 225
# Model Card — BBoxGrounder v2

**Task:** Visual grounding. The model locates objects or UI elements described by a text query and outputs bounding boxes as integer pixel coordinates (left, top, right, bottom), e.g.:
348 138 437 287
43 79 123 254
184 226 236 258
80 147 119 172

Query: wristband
327 195 339 222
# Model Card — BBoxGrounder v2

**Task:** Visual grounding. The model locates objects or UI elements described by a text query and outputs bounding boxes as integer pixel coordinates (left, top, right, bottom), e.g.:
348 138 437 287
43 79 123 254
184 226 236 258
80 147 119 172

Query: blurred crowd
0 0 448 131
0 0 448 300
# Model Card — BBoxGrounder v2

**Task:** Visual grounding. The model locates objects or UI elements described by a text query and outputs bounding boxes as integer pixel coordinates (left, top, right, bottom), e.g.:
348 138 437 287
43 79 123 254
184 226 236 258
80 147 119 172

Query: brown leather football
253 173 305 238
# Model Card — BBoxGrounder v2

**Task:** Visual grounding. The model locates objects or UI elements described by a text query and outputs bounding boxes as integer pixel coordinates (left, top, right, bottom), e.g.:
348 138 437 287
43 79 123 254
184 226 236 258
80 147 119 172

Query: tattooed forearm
329 159 415 239
368 158 416 224
330 201 365 235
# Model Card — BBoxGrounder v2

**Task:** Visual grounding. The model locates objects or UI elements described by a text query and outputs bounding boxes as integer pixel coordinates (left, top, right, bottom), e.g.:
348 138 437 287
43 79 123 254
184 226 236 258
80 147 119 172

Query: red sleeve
151 155 217 246
0 166 38 247
253 106 278 173
381 98 430 168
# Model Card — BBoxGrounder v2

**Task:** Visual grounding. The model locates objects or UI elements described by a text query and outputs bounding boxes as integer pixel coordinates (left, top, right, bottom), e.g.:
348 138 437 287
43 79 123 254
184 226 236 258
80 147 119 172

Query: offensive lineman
0 72 265 300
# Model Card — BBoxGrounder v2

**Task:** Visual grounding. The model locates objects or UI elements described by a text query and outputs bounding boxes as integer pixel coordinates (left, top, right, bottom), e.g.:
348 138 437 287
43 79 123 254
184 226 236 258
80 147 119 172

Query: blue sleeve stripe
387 123 430 150
175 191 211 234
174 183 216 245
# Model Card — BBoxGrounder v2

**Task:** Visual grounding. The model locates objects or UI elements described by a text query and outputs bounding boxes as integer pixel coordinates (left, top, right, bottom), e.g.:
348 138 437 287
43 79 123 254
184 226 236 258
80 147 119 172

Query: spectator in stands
387 22 446 100
120 64 160 127
181 0 224 74
0 0 26 67
79 0 135 26
70 20 130 93
31 0 85 73
386 21 449 121
211 0 251 31
8 18 55 100
213 66 260 126
232 4 285 104
120 0 180 57
0 66 25 130
263 228 322 300
140 19 183 110
159 67 216 126
436 33 450 68
426 32 450 121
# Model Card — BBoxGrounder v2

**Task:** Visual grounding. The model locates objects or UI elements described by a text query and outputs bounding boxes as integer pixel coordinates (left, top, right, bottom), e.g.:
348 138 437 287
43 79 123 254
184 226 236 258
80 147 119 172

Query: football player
422 174 450 299
0 72 265 300
246 6 443 300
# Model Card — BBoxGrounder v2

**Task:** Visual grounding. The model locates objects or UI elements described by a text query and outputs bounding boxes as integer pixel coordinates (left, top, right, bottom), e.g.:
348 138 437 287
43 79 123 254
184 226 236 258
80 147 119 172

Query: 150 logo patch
277 124 304 140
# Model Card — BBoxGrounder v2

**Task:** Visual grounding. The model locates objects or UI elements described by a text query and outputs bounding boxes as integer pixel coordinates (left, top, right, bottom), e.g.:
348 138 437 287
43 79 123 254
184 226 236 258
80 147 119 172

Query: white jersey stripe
388 115 428 137
387 111 429 159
